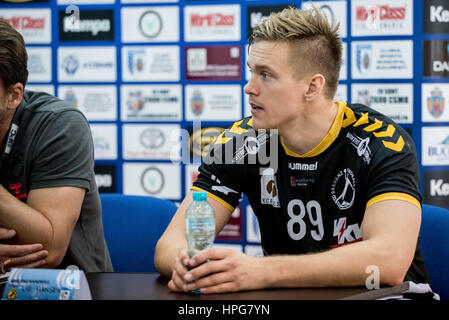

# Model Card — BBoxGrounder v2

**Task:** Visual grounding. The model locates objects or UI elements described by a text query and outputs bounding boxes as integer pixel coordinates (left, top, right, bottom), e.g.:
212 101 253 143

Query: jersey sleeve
30 110 94 191
192 121 253 211
366 129 422 209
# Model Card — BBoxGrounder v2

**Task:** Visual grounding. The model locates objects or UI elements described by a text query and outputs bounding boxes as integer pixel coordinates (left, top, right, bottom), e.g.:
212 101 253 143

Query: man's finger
9 259 46 270
190 248 227 267
0 228 15 240
7 249 48 265
1 243 44 258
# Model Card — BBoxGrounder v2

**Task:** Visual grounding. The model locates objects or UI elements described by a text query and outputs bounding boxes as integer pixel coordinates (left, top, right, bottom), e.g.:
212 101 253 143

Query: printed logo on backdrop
428 87 445 119
0 9 51 43
126 49 145 75
422 84 449 122
58 47 116 82
351 84 413 123
121 85 182 121
188 126 226 162
423 40 449 78
423 171 449 207
139 10 162 38
351 41 413 79
355 44 372 75
246 4 291 39
141 167 165 195
184 5 241 42
423 0 449 34
62 55 79 75
90 124 117 160
140 128 165 149
121 6 179 43
351 0 412 36
422 127 449 165
122 124 180 160
123 163 180 199
94 164 116 193
302 1 348 38
185 85 241 121
121 46 180 82
27 47 52 83
58 85 117 121
185 46 241 81
58 9 114 41
190 89 204 116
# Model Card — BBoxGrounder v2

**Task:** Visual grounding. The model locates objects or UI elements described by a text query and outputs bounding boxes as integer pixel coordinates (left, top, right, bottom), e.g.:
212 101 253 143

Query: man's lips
250 103 264 110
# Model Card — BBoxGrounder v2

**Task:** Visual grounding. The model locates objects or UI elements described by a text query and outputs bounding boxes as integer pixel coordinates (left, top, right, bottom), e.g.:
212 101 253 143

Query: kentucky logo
427 87 445 119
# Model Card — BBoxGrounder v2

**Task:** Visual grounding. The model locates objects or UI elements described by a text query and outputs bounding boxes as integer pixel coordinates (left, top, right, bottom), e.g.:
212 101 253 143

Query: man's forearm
264 239 407 288
0 186 53 254
154 239 186 279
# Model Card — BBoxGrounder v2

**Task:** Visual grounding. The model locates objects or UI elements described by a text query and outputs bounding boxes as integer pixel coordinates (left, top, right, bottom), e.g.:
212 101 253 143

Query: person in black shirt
155 7 429 293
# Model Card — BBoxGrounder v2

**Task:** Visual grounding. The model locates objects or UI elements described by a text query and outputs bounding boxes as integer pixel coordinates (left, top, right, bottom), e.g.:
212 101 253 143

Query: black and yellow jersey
192 101 429 284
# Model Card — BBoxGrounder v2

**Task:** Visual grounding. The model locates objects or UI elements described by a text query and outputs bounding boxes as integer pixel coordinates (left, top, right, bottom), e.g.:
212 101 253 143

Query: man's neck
280 100 339 156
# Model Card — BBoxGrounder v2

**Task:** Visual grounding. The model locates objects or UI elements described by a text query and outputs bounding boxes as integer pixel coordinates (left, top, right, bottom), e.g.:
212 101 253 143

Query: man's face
244 41 307 131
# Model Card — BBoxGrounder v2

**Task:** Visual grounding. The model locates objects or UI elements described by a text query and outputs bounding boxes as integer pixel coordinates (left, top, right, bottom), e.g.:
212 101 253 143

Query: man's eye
261 72 269 79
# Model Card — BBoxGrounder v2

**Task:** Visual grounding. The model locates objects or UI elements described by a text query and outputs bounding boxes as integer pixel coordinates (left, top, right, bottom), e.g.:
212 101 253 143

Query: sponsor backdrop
0 0 448 253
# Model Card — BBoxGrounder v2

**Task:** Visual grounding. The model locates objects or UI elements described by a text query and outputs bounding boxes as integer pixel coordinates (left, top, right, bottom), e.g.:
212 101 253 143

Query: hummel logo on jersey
288 161 318 171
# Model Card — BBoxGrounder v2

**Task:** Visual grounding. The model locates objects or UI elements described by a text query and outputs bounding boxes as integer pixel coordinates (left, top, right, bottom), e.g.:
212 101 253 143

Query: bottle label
187 218 215 234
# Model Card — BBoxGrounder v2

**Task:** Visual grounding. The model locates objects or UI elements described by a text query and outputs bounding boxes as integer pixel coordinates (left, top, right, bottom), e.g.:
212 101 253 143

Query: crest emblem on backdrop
427 87 445 119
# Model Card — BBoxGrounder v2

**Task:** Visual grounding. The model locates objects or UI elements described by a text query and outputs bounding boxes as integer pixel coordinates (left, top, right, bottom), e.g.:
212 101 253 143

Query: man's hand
168 248 269 294
0 228 48 271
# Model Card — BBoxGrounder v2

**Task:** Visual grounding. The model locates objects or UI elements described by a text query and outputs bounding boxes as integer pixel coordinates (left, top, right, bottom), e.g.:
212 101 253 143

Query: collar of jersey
280 101 346 158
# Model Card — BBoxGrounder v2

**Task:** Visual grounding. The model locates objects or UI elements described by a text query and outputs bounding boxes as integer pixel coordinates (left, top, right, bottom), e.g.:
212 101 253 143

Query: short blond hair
249 6 342 99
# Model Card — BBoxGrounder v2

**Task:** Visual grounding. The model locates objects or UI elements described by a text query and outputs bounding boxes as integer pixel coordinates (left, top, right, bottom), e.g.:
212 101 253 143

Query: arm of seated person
0 185 85 268
154 191 233 286
172 199 420 293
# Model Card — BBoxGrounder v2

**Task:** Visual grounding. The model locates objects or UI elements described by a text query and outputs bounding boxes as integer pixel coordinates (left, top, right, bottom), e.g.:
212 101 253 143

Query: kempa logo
430 5 449 22
63 16 110 35
430 179 449 196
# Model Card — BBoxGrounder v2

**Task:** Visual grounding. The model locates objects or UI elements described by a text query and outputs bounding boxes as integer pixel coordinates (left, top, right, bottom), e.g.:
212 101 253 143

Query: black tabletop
85 272 372 300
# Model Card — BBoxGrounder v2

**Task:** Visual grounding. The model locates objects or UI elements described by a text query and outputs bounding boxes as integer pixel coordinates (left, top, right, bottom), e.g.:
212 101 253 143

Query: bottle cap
192 191 207 201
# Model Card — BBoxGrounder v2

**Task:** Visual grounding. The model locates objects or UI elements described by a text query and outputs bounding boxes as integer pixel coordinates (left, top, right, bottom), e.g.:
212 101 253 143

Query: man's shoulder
342 102 414 155
22 90 80 115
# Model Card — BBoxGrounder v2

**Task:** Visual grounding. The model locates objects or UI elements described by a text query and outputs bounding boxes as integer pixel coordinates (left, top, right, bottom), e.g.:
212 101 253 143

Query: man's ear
304 74 325 101
6 83 23 110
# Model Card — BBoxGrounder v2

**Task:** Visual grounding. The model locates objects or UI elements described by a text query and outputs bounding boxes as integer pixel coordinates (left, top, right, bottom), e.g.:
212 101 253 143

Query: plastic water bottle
185 191 216 258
